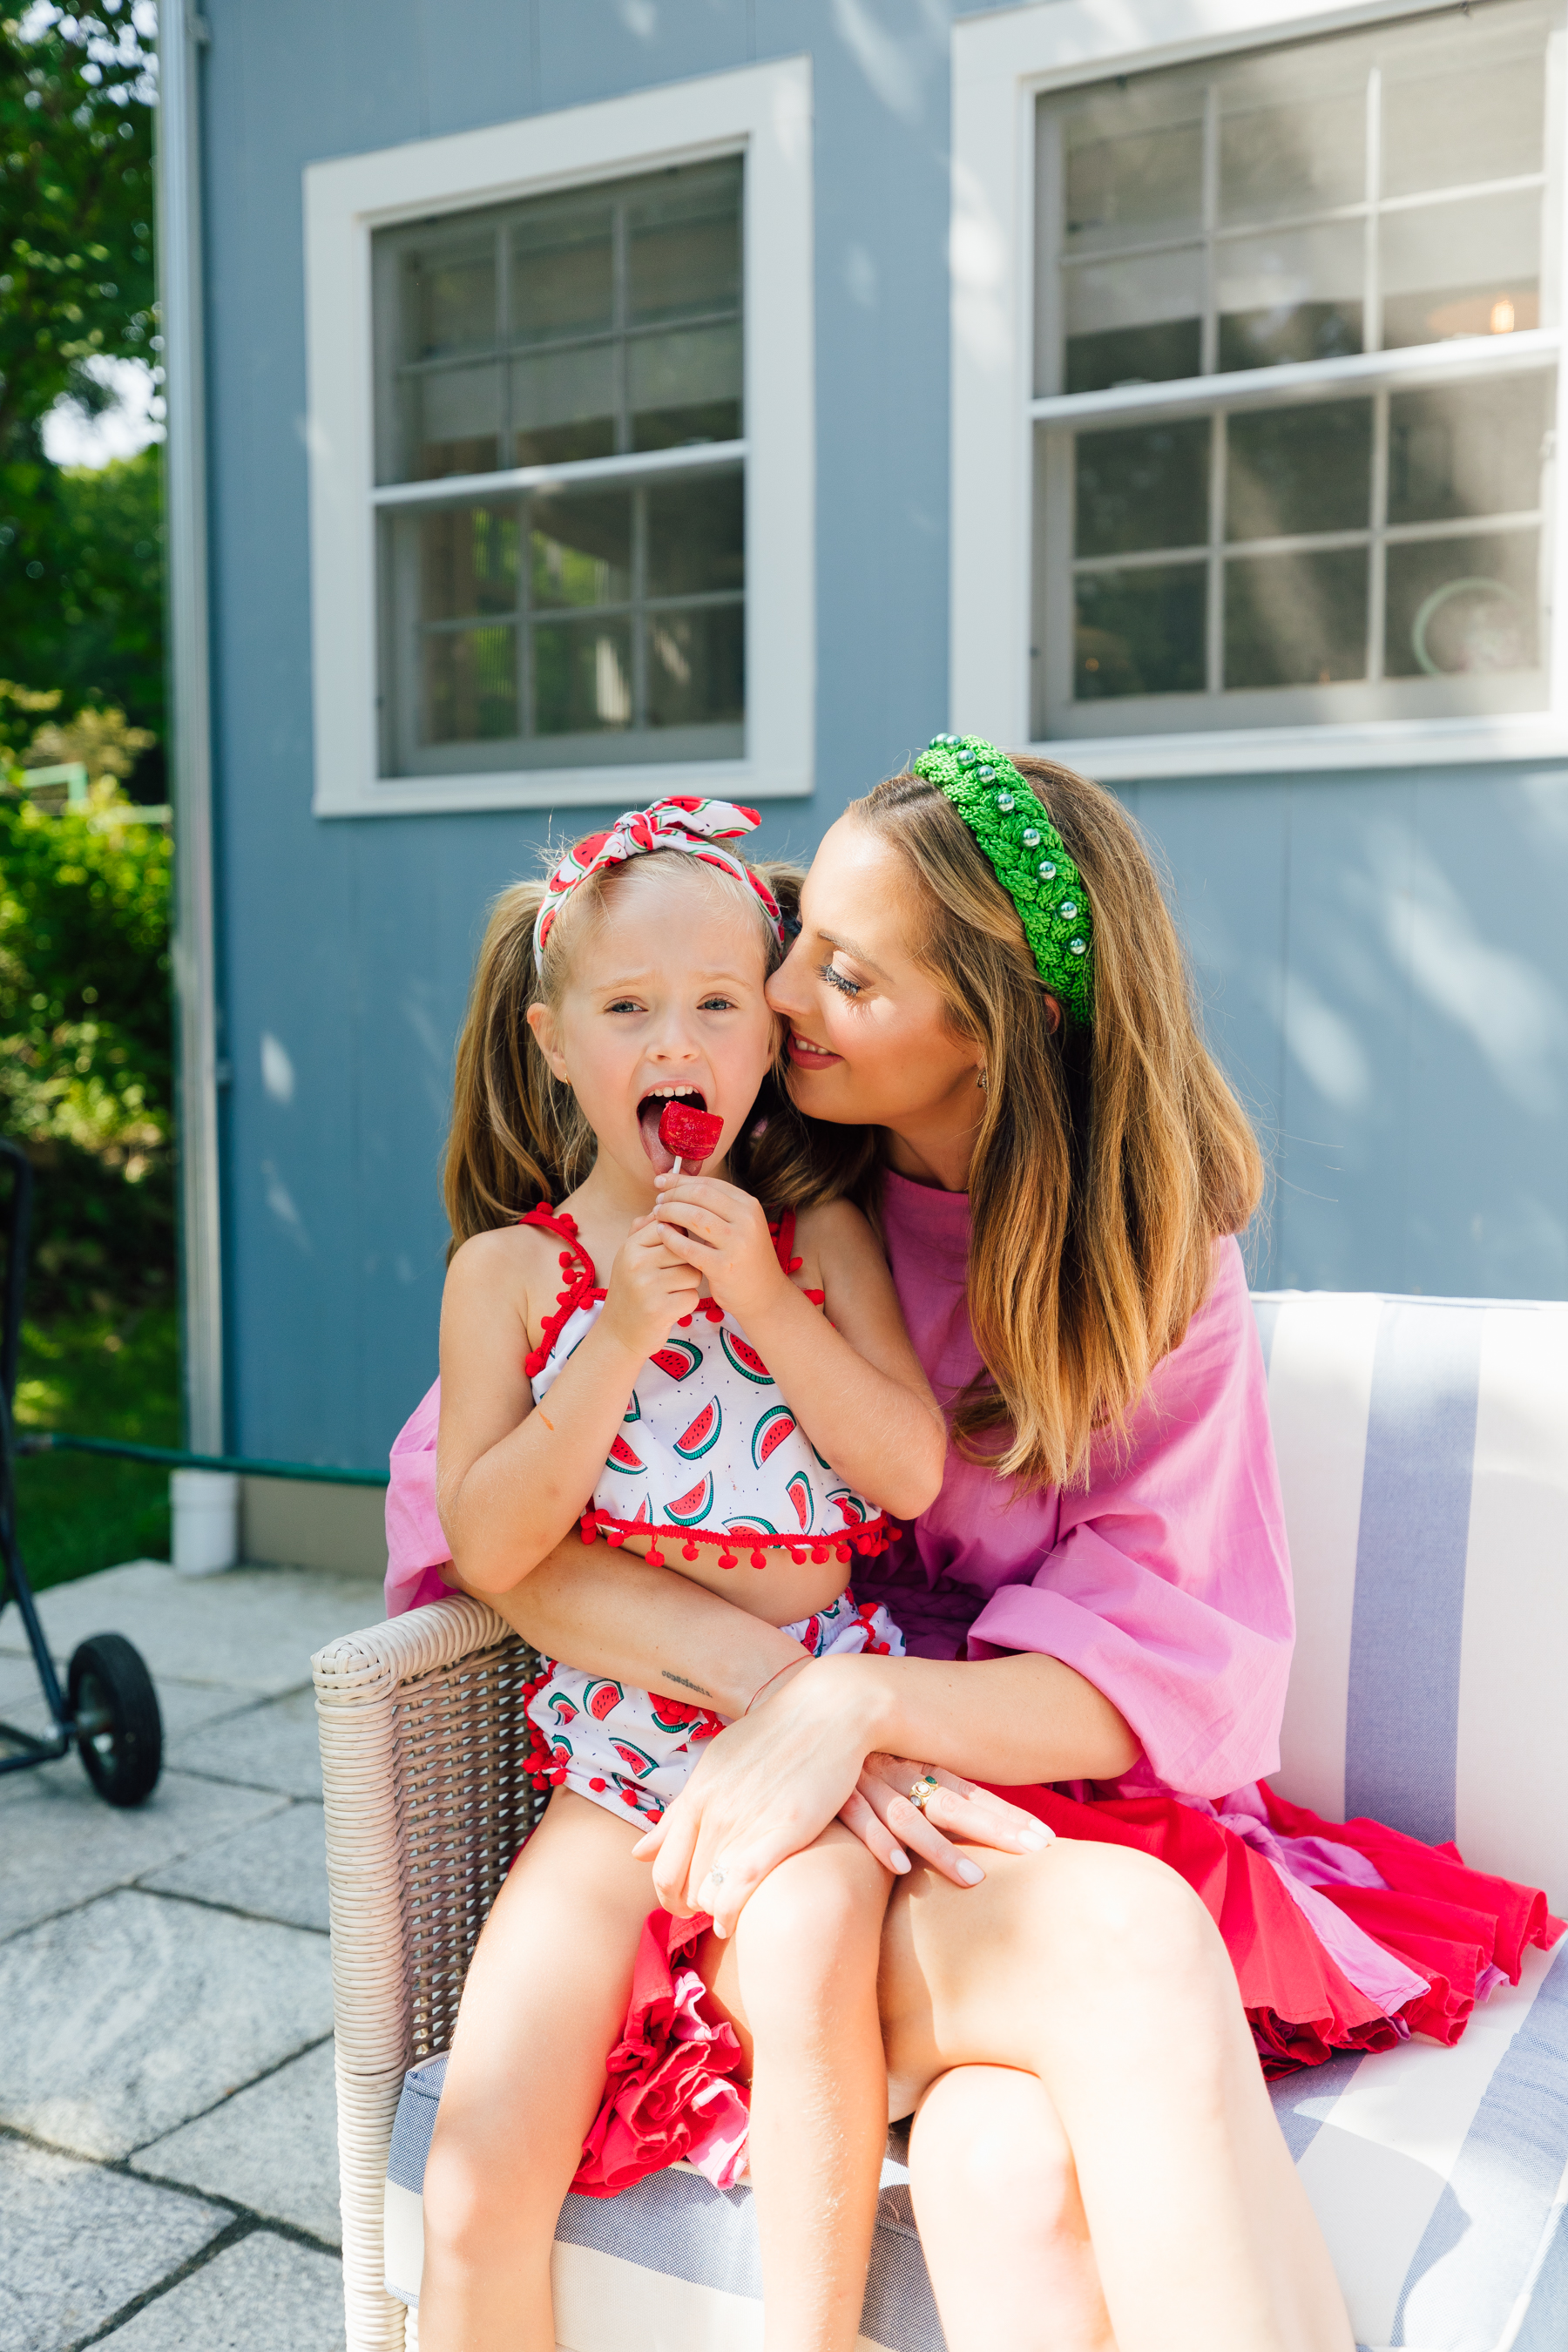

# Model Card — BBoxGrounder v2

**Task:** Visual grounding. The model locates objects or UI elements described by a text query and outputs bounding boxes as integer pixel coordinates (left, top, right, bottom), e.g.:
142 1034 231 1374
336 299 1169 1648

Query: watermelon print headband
533 796 787 962
913 734 1096 1028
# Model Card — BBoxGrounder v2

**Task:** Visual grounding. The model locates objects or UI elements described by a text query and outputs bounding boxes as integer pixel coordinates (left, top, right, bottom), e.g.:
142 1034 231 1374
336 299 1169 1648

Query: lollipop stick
672 1156 684 1178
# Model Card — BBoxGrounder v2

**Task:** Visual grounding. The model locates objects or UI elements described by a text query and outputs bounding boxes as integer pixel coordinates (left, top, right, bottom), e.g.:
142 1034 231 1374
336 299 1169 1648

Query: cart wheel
68 1633 163 1808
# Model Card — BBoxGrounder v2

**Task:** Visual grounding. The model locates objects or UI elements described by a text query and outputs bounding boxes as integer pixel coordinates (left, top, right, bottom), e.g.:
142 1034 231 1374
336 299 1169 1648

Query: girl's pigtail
442 880 592 1255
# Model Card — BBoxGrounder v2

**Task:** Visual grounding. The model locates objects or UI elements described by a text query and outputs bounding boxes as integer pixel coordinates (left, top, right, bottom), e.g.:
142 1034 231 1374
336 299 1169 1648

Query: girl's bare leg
909 2066 1116 2352
706 1824 894 2352
418 1789 653 2352
879 1842 1353 2352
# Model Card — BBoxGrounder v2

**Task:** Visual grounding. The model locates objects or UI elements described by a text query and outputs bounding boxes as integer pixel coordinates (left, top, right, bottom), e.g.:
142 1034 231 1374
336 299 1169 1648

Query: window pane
510 193 615 343
424 625 518 744
403 242 496 359
1384 532 1538 678
1064 94 1204 252
529 491 632 610
1075 565 1206 697
1382 21 1546 199
1225 549 1367 685
629 323 742 450
646 472 744 598
1075 420 1208 557
532 618 634 733
628 161 742 324
1381 191 1540 350
1220 74 1366 225
1064 250 1203 394
647 607 745 727
419 504 520 621
1389 375 1551 527
403 363 503 480
1217 224 1363 370
1226 401 1371 541
511 346 616 467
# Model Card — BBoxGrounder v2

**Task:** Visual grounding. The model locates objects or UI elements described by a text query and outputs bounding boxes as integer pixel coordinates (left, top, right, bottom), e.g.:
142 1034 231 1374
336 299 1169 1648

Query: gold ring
907 1774 940 1813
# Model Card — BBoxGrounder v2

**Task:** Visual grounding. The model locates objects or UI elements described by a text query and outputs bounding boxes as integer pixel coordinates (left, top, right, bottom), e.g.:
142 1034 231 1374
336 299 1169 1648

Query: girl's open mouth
638 1086 709 1174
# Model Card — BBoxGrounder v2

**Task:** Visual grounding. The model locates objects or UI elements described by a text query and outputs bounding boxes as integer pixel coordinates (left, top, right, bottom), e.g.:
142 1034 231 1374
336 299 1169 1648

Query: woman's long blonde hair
853 760 1264 1492
442 848 834 1251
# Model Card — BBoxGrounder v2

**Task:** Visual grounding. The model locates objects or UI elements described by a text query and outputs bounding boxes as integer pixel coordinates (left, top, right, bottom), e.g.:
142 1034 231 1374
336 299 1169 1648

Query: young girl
421 795 949 2352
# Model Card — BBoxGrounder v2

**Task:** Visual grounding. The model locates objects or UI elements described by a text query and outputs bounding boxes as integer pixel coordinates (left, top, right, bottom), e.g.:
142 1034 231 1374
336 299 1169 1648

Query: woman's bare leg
909 2066 1116 2352
418 1789 653 2352
879 1842 1352 2352
708 1824 894 2352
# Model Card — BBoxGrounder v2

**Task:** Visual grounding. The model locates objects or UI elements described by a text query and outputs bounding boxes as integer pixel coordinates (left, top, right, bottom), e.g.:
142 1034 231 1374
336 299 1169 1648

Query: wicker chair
312 1593 542 2352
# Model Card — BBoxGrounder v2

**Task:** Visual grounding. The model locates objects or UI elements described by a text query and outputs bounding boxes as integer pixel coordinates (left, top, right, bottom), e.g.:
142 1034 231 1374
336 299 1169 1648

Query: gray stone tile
168 1685 322 1799
141 1800 329 1934
0 2134 226 2352
0 1762 287 1943
2 1888 334 2159
0 1561 382 1698
133 2037 341 2247
0 1647 260 1747
96 2228 346 2350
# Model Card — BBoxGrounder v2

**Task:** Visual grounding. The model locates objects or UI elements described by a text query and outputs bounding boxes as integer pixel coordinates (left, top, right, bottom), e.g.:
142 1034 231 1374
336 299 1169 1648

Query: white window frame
950 0 1568 778
304 57 814 818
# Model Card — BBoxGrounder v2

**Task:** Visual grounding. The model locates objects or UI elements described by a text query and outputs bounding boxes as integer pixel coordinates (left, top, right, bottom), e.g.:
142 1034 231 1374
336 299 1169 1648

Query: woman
401 740 1558 2352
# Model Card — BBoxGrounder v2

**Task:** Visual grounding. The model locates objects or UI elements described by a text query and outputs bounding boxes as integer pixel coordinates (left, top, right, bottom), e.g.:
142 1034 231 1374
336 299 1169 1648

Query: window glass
375 158 746 773
1037 0 1560 735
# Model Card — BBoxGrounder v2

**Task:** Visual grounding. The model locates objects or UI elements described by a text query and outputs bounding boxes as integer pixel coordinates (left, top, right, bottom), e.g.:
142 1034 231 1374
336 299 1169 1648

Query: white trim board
303 57 814 819
949 0 1568 781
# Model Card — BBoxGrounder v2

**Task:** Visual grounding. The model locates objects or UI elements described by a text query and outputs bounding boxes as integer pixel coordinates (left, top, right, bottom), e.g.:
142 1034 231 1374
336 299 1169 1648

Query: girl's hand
652 1176 794 1335
602 1220 703 1361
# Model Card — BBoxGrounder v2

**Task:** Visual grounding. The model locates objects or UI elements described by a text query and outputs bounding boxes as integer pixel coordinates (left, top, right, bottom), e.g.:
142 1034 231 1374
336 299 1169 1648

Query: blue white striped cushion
383 1292 1568 2349
1254 1293 1568 1916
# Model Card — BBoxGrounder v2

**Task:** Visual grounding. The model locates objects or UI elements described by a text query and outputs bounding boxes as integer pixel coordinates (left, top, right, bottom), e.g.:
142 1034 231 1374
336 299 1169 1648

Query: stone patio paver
0 1560 382 1695
93 2227 348 2350
140 1796 330 1932
0 1763 288 1942
3 1885 334 2159
0 1557 368 2347
0 2136 227 2352
167 1682 323 1798
132 2036 341 2246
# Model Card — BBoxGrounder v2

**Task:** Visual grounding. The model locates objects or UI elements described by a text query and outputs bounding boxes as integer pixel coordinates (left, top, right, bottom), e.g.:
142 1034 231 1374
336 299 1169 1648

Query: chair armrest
313 1595 537 2352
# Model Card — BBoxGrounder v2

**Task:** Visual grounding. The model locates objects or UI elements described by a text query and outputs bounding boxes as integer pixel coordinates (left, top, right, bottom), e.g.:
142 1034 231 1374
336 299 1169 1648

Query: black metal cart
0 1135 164 1806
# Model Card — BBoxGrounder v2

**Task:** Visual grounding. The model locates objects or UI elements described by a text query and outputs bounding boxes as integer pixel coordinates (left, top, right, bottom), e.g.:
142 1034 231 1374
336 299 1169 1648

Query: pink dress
856 1172 1562 2073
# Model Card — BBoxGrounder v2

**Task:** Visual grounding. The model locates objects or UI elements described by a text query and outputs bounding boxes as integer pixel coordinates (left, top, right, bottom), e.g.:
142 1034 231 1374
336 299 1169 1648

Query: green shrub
0 751 173 1312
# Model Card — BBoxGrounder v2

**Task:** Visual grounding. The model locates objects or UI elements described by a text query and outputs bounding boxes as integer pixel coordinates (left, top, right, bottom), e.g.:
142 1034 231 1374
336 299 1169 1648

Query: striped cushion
1255 1293 1568 1916
383 1293 1568 2349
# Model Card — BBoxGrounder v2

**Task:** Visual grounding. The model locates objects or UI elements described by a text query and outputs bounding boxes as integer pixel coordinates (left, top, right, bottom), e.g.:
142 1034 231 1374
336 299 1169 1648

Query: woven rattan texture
401 1637 538 2061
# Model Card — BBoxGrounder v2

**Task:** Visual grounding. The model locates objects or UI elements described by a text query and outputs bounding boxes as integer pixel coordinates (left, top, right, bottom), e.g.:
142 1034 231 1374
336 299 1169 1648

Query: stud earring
977 1069 989 1092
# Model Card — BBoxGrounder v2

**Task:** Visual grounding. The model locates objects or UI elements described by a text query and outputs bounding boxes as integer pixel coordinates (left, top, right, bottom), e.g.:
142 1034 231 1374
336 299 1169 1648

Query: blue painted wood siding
198 0 1568 1469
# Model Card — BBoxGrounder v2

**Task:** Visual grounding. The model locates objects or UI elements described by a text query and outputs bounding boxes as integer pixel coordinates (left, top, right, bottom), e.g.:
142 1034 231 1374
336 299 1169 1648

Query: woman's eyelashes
820 960 863 998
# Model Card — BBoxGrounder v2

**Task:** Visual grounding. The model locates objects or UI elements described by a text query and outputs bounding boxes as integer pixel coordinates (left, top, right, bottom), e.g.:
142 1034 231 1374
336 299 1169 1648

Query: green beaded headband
913 733 1095 1027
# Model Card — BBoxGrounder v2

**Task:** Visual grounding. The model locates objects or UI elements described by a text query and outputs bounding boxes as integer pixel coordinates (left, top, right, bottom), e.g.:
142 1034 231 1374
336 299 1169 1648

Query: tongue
658 1099 725 1167
639 1099 679 1174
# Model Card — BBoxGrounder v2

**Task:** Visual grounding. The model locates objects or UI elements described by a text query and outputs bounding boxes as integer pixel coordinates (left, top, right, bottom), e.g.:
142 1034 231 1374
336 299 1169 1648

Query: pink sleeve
384 1376 454 1617
965 1240 1294 1799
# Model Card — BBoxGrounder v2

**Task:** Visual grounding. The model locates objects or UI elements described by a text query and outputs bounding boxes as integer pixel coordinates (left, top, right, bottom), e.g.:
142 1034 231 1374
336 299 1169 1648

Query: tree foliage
0 760 172 1311
0 7 162 745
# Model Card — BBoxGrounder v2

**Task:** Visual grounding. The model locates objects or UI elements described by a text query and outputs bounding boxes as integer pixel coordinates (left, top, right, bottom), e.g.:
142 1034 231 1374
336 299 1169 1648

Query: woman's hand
841 1754 1055 1882
632 1656 1054 1935
651 1174 793 1333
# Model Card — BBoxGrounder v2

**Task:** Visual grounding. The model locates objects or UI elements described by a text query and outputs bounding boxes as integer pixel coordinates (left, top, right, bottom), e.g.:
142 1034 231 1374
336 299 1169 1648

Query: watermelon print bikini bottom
524 1588 906 1825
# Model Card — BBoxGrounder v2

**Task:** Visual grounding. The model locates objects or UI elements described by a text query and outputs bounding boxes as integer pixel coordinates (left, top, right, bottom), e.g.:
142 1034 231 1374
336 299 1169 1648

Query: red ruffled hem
987 1779 1566 2077
572 1908 751 2199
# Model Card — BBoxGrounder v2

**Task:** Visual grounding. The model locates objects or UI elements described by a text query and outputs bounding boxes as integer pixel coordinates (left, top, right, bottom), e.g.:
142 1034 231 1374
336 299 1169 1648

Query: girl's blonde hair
849 760 1264 1492
443 848 831 1251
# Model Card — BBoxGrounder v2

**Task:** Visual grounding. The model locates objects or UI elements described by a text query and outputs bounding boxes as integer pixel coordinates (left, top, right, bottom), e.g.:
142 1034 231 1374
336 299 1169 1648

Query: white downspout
156 0 224 1455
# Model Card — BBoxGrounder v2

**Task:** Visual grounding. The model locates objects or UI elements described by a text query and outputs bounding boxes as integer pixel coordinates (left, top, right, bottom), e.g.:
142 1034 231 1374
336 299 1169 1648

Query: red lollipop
659 1098 724 1170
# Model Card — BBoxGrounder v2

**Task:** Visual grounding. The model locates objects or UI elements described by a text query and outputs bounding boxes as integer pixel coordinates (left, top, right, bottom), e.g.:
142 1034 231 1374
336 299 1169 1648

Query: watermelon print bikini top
520 1203 895 1573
